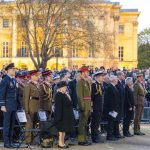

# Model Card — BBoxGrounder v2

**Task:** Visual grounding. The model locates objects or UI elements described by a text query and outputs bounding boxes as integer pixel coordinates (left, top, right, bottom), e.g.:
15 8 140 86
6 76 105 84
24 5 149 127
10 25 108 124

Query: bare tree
14 0 113 69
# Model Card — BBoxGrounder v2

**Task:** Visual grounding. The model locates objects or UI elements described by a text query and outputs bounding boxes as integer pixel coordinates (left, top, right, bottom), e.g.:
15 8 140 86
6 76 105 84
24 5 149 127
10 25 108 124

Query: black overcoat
54 92 75 132
104 84 120 119
116 80 125 117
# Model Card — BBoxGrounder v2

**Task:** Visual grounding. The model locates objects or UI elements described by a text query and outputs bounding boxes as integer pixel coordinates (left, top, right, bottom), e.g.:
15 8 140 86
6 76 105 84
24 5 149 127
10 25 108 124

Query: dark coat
116 80 125 117
0 75 17 112
68 79 78 109
54 92 75 133
124 85 135 119
91 81 103 112
104 84 120 118
103 82 109 92
124 85 134 109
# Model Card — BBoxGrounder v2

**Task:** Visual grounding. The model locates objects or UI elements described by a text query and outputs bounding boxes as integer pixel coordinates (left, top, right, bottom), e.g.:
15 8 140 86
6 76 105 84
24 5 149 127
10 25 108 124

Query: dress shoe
78 141 91 146
139 131 145 135
124 133 133 137
107 137 117 141
86 140 92 145
58 145 69 149
134 131 145 136
4 144 16 149
92 139 100 143
115 135 125 139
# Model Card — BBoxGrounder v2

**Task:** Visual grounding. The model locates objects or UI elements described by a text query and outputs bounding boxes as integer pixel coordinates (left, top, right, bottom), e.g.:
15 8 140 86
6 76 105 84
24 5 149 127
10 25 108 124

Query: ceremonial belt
30 96 39 100
83 96 91 101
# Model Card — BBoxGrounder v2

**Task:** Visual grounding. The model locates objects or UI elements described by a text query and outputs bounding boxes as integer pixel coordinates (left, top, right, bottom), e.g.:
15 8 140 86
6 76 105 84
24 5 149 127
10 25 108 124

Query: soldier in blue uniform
91 71 105 143
0 63 18 148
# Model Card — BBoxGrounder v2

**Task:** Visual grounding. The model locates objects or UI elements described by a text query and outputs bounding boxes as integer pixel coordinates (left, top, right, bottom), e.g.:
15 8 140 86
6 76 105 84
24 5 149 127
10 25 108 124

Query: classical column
132 21 138 66
12 13 17 57
113 14 120 64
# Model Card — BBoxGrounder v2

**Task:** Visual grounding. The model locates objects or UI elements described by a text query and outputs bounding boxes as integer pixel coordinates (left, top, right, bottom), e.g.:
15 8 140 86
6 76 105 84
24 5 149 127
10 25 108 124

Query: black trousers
3 111 16 145
91 110 102 140
113 120 120 136
123 109 134 134
107 116 115 138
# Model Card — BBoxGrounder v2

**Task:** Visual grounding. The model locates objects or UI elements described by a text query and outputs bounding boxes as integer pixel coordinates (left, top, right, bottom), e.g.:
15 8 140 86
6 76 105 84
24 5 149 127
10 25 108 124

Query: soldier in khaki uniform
133 73 147 135
39 70 53 116
24 70 40 143
16 74 29 108
77 66 92 146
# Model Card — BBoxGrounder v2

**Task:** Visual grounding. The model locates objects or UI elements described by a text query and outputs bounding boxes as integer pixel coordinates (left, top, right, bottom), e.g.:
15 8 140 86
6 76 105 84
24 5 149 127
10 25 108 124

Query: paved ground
0 124 150 150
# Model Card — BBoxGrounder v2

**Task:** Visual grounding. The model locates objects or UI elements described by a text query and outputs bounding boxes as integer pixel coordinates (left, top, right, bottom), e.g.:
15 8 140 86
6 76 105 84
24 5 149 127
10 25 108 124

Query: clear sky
111 0 150 33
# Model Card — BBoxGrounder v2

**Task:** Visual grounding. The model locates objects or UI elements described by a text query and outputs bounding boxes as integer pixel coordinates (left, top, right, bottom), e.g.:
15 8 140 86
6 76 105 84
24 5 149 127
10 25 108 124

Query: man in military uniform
16 74 28 109
39 70 53 116
76 66 92 146
133 73 146 135
0 63 18 148
91 71 105 143
24 70 40 143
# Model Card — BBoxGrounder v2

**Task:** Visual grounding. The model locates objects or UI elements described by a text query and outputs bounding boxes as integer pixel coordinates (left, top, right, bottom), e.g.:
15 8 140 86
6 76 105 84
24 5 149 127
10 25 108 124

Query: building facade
0 1 140 70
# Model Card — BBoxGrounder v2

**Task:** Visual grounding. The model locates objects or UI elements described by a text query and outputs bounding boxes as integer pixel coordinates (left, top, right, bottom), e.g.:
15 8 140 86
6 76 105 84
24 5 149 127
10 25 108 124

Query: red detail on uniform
30 72 39 76
79 67 89 72
16 75 27 79
83 96 91 101
42 70 52 77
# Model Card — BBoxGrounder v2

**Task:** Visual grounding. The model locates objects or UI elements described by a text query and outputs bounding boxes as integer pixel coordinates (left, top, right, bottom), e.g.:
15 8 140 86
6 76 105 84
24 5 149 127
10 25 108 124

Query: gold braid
95 83 102 96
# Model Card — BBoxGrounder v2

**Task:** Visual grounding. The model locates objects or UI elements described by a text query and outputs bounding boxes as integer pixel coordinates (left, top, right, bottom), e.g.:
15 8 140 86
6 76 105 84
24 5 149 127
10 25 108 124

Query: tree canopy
138 28 150 69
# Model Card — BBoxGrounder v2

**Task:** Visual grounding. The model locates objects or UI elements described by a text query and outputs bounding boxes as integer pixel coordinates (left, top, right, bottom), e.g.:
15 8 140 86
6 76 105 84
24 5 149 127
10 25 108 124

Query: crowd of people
0 63 150 149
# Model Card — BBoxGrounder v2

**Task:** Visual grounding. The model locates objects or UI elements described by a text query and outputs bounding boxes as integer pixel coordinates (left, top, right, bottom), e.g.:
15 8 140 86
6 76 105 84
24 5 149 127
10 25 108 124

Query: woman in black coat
54 81 75 148
123 77 135 137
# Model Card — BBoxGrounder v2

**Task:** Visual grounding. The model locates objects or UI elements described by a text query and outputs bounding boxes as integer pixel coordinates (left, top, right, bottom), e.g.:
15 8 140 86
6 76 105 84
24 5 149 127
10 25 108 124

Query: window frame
118 46 124 61
3 19 9 28
3 42 9 58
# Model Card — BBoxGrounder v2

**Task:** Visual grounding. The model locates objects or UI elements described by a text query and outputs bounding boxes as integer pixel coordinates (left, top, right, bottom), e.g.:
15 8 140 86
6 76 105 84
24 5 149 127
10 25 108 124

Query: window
3 19 9 28
21 19 26 28
119 25 124 34
88 47 93 58
3 42 9 57
20 42 27 57
72 46 77 58
53 48 63 57
118 46 124 61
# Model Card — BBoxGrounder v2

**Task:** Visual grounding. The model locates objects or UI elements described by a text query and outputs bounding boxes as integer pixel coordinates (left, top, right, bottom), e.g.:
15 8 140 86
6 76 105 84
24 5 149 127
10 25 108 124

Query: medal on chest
10 82 14 88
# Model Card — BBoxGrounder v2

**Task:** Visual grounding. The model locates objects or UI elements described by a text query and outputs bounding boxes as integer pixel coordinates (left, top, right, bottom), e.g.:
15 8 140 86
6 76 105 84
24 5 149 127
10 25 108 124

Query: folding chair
16 109 41 150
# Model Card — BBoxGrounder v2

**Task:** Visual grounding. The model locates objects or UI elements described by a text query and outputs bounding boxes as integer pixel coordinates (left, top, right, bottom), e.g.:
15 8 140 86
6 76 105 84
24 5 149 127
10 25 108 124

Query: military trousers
91 110 102 140
25 113 37 143
78 110 91 142
134 105 144 133
3 111 16 145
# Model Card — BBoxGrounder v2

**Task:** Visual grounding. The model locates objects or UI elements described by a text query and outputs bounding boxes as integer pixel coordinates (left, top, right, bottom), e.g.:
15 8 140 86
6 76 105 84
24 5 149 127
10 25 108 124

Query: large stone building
0 1 140 70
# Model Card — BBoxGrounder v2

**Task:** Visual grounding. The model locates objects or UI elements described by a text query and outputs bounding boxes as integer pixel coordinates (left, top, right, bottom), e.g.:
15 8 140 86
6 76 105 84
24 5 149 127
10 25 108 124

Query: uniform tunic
0 75 18 145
